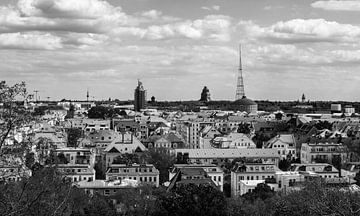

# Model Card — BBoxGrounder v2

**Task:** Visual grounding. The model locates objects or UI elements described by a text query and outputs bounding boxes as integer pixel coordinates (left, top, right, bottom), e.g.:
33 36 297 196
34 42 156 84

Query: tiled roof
175 149 279 159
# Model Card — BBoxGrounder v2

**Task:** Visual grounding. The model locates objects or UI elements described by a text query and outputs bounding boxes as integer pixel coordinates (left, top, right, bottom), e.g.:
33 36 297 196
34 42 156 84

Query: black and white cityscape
1 0 360 215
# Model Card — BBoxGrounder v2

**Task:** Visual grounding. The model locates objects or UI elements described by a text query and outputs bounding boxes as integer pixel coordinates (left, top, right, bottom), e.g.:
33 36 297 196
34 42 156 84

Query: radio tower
86 88 89 102
235 44 245 100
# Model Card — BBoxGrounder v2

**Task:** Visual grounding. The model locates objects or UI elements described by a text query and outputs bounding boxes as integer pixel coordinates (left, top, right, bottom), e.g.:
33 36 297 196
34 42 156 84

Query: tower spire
86 88 89 102
235 44 245 100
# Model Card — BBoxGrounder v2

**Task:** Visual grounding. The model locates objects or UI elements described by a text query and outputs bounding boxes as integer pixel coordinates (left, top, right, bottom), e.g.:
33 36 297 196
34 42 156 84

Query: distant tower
134 80 147 111
151 96 156 103
200 86 211 102
302 93 306 103
235 44 245 100
86 89 89 102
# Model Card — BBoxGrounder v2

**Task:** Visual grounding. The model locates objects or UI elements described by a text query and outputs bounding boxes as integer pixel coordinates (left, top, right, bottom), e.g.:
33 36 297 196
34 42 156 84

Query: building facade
300 142 348 164
134 80 146 112
106 164 160 187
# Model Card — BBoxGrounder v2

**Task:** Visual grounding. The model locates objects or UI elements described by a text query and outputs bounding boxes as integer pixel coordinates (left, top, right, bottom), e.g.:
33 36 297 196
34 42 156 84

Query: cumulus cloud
111 15 232 42
201 5 221 11
0 0 232 50
0 32 62 49
17 0 117 19
311 0 360 11
239 19 360 44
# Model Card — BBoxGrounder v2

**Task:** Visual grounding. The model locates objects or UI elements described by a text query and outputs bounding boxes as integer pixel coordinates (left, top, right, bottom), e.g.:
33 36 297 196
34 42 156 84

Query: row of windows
117 176 157 182
212 176 222 182
71 176 93 182
110 168 154 173
238 175 273 181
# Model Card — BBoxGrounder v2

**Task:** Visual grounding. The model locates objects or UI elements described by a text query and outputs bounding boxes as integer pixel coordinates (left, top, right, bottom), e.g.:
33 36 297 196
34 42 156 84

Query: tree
314 120 333 130
242 183 275 202
0 81 30 151
144 148 175 184
87 106 112 119
65 103 75 119
273 179 360 216
278 158 291 171
162 184 227 216
67 128 82 147
113 153 139 164
355 171 360 186
237 123 251 134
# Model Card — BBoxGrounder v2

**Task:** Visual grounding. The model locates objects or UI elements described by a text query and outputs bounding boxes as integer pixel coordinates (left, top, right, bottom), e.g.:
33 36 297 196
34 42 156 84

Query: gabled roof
265 134 296 148
104 134 147 153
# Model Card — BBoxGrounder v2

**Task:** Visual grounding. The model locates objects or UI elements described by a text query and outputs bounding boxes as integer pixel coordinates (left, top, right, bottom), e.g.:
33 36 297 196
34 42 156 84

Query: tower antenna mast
235 44 245 100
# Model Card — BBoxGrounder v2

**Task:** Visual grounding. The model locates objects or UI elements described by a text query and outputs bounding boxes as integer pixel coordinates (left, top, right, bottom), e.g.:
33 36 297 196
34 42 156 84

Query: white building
265 134 297 159
211 132 256 149
104 133 147 168
290 163 340 179
231 163 280 197
300 142 348 164
239 180 265 196
106 164 160 187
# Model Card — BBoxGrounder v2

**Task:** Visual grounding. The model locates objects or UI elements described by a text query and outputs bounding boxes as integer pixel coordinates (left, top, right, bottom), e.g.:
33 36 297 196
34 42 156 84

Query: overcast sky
1 0 360 101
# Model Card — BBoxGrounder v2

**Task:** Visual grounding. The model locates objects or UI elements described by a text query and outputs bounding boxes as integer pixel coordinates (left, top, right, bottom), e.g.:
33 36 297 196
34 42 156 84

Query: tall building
134 80 146 111
199 86 211 102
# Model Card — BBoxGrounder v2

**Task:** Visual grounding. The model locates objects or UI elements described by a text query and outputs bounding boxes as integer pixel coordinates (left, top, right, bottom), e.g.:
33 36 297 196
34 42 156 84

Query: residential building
54 147 96 182
211 132 256 149
145 132 185 154
265 134 297 160
58 164 95 182
65 118 110 132
290 163 340 179
175 149 280 165
231 163 280 197
238 180 265 196
300 142 348 164
167 167 218 191
0 158 31 182
75 179 137 196
84 130 119 151
169 164 224 191
104 133 147 168
106 164 160 187
198 125 221 149
54 148 95 165
189 120 215 148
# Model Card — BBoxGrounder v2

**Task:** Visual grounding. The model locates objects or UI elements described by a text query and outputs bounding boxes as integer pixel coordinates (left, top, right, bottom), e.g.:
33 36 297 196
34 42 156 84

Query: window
144 177 147 182
140 177 143 181
104 189 110 196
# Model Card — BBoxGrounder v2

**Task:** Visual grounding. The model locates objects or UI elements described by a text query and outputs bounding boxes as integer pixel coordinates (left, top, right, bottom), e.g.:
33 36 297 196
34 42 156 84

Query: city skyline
1 0 360 101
